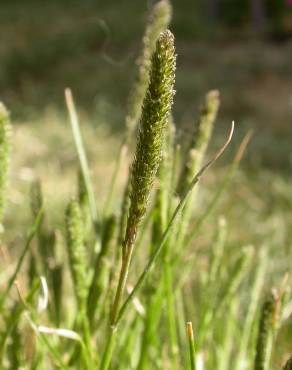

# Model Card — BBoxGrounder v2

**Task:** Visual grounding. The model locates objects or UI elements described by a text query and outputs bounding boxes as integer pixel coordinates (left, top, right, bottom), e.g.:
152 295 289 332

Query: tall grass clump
0 4 291 369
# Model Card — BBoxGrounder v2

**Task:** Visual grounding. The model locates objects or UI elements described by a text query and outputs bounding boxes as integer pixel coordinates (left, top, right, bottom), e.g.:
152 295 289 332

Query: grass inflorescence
0 3 291 369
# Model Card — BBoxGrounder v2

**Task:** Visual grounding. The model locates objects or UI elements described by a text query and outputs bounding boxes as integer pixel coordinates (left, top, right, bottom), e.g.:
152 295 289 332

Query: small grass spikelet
178 90 220 195
126 0 172 134
65 199 88 310
0 102 11 227
254 290 278 370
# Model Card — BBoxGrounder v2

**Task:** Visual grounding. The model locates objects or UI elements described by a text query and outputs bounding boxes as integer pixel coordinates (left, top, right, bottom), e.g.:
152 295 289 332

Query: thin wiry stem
184 129 252 248
117 122 234 324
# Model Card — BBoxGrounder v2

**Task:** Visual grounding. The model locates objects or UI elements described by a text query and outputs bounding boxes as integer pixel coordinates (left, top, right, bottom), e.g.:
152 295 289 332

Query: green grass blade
0 209 43 308
65 88 99 232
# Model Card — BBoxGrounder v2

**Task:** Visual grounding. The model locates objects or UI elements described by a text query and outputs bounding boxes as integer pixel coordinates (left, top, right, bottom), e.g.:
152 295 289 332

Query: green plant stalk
115 310 142 367
30 179 54 280
197 244 253 348
0 209 43 309
192 218 227 350
87 215 116 327
234 250 267 370
65 88 99 235
217 246 254 311
186 322 197 370
7 326 23 369
208 217 227 285
137 149 172 367
118 316 143 368
163 262 180 369
137 282 165 370
217 300 238 370
50 262 63 327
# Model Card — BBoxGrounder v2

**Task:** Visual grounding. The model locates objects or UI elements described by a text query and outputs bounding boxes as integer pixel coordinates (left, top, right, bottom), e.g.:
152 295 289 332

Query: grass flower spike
179 90 220 196
99 29 176 370
65 199 88 310
125 29 176 255
254 290 278 370
126 0 172 134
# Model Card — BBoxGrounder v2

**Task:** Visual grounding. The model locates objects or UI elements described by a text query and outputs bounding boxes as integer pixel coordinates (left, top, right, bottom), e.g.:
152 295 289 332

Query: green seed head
0 103 11 227
126 0 172 135
254 290 278 370
65 199 88 308
125 30 176 248
178 90 220 195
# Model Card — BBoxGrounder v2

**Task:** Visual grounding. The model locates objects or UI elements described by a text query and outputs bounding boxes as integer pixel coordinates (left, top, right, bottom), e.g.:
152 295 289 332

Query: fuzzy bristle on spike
126 29 176 251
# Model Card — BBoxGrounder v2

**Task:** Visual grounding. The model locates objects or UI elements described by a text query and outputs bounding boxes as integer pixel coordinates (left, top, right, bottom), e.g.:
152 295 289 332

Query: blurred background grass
0 0 292 359
1 0 292 164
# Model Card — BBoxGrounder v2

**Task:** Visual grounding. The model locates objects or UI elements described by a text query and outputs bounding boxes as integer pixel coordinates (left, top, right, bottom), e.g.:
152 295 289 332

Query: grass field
0 1 291 369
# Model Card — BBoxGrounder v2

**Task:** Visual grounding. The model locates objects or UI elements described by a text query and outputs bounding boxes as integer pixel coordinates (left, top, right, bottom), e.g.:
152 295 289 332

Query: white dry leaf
282 299 292 322
127 285 145 316
37 326 81 342
37 276 49 313
196 352 204 370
